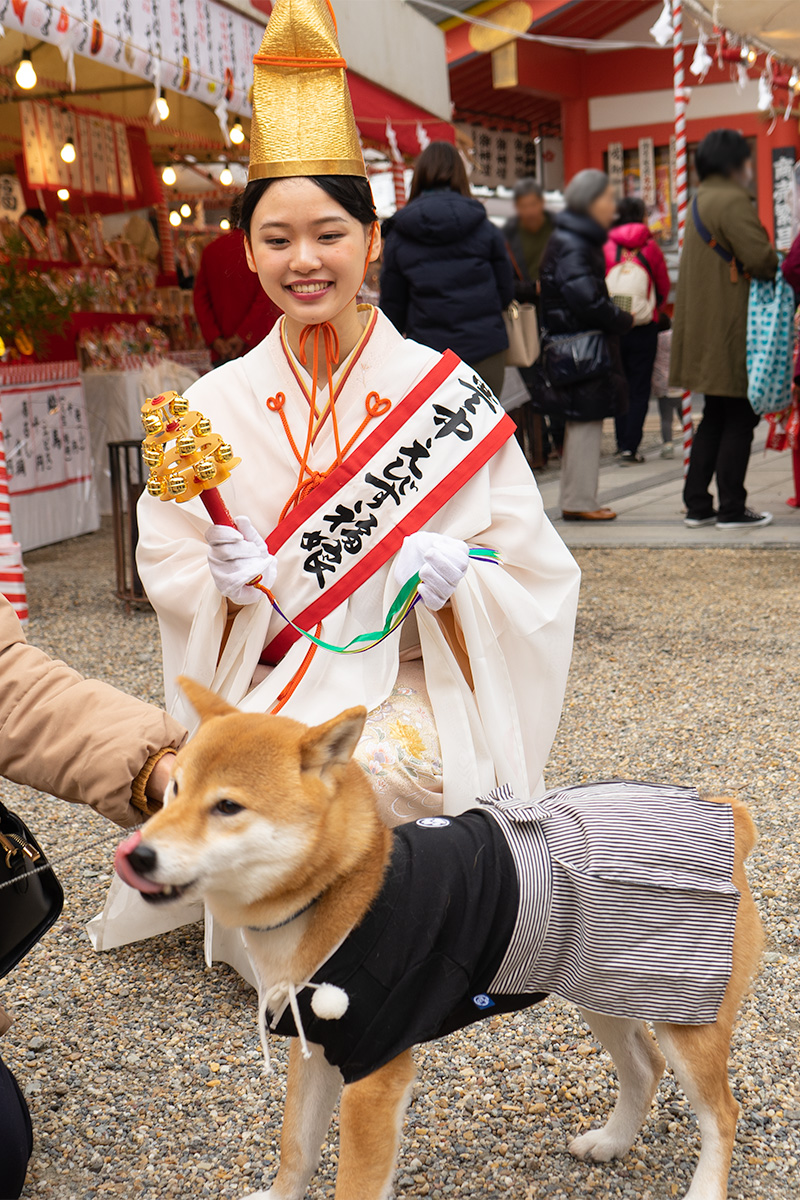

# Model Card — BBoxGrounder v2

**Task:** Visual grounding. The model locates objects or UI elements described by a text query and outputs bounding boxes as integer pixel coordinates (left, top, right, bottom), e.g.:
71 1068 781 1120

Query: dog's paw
568 1128 624 1162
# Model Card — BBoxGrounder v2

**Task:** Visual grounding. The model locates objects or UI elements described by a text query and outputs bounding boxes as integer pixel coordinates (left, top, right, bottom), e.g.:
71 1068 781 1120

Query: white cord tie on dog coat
257 981 349 1075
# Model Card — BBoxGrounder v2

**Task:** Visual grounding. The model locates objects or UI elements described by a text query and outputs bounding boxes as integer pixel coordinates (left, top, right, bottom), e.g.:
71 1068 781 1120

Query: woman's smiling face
244 177 379 326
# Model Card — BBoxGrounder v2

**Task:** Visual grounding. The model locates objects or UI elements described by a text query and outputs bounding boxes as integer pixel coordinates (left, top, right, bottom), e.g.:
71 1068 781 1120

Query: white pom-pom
310 983 349 1020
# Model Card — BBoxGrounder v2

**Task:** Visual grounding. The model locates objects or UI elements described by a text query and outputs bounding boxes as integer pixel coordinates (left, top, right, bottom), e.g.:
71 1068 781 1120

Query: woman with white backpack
604 197 671 464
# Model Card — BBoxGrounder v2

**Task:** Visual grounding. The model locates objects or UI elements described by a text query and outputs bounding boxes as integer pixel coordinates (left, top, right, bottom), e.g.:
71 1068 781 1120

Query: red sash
260 351 515 664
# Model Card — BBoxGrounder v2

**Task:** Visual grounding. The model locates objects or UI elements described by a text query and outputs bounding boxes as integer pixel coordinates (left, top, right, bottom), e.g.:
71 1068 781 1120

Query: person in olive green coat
670 130 778 530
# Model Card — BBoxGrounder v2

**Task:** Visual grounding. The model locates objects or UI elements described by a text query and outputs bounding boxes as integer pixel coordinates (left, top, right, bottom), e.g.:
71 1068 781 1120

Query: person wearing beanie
533 170 633 520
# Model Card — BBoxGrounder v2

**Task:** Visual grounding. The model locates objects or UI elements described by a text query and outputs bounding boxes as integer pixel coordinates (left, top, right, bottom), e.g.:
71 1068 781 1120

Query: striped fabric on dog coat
272 782 740 1084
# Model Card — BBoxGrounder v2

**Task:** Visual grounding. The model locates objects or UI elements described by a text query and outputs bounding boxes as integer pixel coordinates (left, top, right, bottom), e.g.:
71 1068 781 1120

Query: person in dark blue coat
379 142 514 396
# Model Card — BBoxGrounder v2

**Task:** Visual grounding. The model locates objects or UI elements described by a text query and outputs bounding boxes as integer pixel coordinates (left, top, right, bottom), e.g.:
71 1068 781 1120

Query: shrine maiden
89 0 579 973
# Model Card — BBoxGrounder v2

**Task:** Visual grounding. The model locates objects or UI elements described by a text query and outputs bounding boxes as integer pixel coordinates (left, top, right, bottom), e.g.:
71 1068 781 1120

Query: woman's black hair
238 174 376 236
695 130 751 182
614 196 646 226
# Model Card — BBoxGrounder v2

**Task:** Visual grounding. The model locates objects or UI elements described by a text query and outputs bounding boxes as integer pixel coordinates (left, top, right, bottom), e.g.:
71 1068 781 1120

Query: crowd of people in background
189 127 794 532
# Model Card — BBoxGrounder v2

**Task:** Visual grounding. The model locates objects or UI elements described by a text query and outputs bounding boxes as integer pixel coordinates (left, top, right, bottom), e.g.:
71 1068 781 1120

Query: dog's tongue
114 830 164 894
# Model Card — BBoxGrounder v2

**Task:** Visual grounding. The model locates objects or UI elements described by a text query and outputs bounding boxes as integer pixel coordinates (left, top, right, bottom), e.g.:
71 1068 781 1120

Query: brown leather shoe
562 508 618 521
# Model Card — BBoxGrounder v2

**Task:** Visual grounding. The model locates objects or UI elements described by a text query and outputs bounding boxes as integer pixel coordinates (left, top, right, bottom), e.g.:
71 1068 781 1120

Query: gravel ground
2 524 798 1200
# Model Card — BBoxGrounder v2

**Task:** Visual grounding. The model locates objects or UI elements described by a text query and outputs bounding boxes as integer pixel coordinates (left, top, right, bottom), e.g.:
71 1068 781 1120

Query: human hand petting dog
205 516 277 606
395 530 470 611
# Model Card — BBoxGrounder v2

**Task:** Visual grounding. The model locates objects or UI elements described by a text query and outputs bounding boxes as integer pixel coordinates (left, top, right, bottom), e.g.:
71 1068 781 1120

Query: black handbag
0 802 63 980
540 329 612 388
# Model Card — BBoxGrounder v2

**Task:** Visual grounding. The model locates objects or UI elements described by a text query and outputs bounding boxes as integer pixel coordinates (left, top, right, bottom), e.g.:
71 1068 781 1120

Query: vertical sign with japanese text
608 142 624 199
639 137 656 208
772 147 796 252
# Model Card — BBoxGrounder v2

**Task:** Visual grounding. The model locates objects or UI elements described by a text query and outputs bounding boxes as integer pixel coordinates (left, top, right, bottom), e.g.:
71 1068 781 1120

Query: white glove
205 515 277 606
394 530 470 611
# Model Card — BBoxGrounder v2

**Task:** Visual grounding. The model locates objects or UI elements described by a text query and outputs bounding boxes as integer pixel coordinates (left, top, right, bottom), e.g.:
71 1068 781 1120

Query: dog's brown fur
129 679 763 1200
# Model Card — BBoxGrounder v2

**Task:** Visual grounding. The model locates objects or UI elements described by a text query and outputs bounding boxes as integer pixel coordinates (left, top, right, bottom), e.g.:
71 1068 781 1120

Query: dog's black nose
128 843 158 875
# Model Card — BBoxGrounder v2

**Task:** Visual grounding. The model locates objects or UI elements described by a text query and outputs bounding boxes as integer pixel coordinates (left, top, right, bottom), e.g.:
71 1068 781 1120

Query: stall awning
349 74 455 157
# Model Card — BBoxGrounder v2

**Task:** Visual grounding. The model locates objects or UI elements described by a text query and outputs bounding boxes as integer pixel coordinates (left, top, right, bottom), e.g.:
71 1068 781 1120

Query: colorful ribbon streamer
251 547 501 655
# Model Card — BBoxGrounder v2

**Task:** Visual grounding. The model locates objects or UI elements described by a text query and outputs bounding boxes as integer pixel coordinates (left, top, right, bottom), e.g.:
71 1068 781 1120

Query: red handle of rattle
200 488 237 529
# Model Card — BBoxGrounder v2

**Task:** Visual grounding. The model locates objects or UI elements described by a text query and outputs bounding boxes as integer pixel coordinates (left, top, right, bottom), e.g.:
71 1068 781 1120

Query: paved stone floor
536 407 800 549
2 501 798 1200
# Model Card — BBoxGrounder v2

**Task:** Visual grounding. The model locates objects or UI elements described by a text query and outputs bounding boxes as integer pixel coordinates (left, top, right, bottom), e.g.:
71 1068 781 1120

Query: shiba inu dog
115 679 763 1200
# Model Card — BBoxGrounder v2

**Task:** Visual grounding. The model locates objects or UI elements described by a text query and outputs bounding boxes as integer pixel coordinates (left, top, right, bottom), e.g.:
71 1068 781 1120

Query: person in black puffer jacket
380 142 514 397
534 169 633 520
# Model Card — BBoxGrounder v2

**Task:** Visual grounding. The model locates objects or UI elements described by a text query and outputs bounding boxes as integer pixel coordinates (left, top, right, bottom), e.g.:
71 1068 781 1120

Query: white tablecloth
82 359 200 515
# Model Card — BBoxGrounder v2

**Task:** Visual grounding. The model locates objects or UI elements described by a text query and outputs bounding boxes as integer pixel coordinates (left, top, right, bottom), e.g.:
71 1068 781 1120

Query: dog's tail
705 794 758 860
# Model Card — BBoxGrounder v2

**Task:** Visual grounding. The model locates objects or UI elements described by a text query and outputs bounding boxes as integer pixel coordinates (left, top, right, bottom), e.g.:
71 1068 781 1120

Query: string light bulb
229 119 245 145
219 164 233 187
156 90 170 122
15 51 37 90
57 188 70 201
169 210 182 227
60 136 76 164
220 218 231 231
745 47 757 66
162 164 177 186
180 203 191 218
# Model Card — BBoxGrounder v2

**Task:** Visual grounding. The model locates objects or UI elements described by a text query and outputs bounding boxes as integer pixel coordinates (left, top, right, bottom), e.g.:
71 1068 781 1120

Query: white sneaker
660 442 674 459
716 509 773 530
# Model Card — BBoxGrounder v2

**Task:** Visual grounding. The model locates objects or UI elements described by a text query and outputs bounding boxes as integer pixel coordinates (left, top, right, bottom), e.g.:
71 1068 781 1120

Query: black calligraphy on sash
299 375 499 589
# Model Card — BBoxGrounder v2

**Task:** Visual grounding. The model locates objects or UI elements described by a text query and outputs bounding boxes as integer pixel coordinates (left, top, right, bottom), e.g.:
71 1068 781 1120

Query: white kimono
88 310 580 979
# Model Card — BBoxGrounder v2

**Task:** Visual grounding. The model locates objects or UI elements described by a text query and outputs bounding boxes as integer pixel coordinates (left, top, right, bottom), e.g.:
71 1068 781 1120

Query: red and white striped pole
0 407 27 625
672 0 693 476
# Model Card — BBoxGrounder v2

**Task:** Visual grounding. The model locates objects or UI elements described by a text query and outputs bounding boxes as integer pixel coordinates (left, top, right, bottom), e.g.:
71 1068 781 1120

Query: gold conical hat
249 0 364 181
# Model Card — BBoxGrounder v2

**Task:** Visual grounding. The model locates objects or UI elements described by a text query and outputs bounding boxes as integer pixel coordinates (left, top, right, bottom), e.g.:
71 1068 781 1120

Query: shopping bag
747 272 795 416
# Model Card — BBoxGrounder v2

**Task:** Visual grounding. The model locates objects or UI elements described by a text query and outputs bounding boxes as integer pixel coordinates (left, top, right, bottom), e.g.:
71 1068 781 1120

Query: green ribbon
266 547 501 655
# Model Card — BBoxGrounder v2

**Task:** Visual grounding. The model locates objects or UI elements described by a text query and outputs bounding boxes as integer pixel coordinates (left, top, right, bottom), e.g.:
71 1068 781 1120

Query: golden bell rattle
140 392 242 527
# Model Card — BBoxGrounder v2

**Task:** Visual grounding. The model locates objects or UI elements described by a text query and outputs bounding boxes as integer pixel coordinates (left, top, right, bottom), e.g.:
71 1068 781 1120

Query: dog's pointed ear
300 707 367 777
178 676 238 722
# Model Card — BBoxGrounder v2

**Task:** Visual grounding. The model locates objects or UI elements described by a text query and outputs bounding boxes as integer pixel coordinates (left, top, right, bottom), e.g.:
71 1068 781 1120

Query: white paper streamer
757 71 774 112
649 0 674 48
385 118 402 164
690 31 713 81
214 98 232 148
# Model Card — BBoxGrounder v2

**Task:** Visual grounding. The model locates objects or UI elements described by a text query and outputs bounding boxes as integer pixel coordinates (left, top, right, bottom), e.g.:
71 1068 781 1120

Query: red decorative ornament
57 6 69 33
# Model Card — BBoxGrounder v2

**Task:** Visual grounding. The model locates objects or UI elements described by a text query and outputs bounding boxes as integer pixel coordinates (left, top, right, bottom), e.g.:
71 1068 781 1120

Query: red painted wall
514 40 797 237
585 111 784 234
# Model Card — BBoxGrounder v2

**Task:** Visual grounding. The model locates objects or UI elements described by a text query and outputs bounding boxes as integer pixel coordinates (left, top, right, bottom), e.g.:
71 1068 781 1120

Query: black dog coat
271 782 740 1084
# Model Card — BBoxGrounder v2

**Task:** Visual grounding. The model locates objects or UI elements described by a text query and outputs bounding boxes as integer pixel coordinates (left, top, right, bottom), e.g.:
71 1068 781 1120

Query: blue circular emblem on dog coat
416 817 451 828
473 994 495 1009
